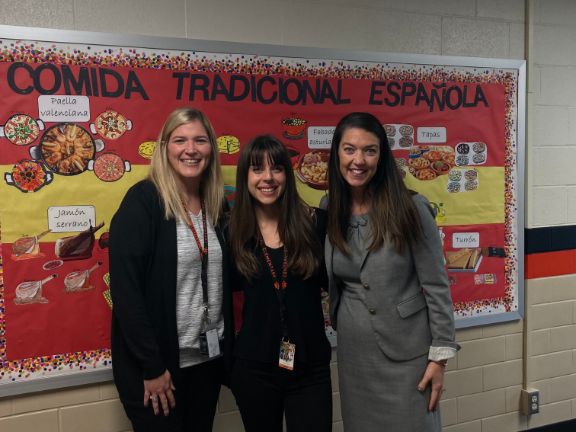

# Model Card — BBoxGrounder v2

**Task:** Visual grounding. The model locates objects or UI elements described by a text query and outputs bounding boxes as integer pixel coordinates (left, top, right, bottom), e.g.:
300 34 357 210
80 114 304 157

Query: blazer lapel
359 248 370 271
325 235 333 277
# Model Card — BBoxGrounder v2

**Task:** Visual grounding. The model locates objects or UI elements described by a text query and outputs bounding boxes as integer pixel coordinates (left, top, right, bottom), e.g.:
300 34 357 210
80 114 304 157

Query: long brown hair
230 135 321 280
148 107 224 226
327 112 422 254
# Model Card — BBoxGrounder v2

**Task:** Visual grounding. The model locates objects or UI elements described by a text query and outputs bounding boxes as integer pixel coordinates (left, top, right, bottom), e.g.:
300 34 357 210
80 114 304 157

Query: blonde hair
148 107 224 225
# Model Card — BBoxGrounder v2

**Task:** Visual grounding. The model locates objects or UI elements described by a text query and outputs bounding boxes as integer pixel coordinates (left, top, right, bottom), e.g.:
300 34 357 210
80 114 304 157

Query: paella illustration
4 159 53 192
90 110 132 140
88 153 131 182
31 123 103 175
0 114 44 146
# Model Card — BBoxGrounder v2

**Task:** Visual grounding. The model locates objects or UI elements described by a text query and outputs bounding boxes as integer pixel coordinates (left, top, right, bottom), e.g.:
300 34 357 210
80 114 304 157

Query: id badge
199 325 221 358
278 340 296 371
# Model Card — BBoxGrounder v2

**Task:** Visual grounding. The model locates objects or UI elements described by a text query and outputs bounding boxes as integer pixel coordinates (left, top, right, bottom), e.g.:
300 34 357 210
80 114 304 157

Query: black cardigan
109 180 233 405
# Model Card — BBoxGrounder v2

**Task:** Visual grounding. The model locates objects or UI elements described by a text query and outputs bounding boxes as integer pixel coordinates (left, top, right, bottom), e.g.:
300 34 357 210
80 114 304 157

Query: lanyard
260 241 289 339
183 200 210 324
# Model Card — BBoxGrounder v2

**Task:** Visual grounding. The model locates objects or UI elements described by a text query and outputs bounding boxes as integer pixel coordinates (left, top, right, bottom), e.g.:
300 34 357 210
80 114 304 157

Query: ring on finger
150 394 158 402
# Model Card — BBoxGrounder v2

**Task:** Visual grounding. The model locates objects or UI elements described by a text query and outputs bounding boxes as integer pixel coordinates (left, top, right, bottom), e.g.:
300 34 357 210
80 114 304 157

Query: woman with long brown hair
324 112 459 431
229 135 332 432
109 107 233 431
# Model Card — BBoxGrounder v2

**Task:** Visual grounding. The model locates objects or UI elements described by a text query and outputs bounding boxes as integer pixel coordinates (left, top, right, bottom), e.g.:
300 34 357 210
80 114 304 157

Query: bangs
248 138 290 169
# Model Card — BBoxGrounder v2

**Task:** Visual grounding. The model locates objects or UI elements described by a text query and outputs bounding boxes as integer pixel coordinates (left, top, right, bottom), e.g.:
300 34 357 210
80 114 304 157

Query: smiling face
247 153 286 208
338 127 380 192
166 120 212 188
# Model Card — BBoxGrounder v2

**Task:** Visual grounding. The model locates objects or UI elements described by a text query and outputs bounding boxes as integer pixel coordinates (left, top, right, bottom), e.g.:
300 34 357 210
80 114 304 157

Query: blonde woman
110 107 233 431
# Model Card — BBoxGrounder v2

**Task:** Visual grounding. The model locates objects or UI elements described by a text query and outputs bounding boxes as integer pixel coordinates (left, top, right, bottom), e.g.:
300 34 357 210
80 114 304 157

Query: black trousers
122 358 223 432
230 358 332 432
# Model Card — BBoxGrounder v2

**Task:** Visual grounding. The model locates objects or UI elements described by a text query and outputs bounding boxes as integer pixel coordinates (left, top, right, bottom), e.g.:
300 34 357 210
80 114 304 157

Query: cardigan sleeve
109 181 167 379
313 207 329 291
410 194 460 352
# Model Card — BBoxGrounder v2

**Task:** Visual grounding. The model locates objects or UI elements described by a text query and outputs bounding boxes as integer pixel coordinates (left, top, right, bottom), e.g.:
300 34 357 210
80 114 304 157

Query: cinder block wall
522 0 576 429
3 1 576 431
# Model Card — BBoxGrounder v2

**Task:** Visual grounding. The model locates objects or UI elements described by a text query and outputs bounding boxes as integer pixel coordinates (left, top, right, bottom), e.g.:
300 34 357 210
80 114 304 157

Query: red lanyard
183 200 208 258
261 240 290 339
261 242 288 291
183 200 210 321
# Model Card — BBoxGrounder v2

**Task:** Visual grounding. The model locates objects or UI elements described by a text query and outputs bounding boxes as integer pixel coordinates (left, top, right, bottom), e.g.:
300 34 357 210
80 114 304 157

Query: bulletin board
0 25 525 396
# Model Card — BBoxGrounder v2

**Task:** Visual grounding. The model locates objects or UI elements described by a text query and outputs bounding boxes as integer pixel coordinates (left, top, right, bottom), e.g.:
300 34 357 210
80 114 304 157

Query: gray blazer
325 194 458 361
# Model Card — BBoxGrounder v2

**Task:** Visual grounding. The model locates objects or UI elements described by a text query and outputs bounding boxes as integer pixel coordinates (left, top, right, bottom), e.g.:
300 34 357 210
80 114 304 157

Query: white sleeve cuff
428 346 457 361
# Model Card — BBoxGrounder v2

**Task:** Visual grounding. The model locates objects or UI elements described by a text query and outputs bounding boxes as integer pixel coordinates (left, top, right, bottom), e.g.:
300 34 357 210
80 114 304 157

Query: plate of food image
296 150 329 190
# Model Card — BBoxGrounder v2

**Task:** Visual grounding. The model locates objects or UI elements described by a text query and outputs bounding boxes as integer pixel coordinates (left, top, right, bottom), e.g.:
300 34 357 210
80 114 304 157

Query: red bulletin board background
0 34 521 390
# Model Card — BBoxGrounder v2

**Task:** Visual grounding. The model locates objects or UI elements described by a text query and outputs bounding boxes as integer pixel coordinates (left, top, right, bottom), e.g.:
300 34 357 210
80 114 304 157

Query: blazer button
369 308 376 314
363 282 370 290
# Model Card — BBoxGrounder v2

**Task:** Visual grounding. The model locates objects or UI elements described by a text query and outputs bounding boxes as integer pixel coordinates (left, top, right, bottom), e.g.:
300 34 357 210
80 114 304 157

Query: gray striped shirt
175 211 224 368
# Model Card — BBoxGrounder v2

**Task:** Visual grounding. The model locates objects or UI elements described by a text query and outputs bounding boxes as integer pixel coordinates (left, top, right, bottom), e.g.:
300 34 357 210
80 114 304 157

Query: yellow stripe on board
0 165 148 243
1 164 504 243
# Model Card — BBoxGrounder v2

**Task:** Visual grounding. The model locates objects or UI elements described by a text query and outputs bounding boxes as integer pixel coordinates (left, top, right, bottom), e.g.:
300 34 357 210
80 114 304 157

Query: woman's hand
143 370 176 416
417 361 446 412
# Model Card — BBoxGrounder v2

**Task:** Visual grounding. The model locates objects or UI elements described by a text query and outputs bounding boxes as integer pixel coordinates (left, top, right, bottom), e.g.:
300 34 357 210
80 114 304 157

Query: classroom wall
1 1 575 431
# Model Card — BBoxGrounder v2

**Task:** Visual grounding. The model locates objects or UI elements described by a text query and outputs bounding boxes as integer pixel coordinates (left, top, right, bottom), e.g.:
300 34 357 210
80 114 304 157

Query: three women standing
109 107 233 432
229 135 332 432
324 112 459 431
110 106 456 432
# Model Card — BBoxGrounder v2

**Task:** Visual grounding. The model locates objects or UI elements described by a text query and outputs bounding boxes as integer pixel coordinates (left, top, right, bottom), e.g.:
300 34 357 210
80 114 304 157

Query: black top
109 180 234 405
233 208 331 367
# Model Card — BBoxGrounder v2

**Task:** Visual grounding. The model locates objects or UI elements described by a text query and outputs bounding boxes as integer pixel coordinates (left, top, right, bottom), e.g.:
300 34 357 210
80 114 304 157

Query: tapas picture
385 123 414 149
405 145 455 181
455 142 487 166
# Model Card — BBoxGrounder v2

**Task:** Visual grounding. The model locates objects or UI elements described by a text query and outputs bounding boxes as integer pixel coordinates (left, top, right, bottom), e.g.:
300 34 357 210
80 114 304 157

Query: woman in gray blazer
324 112 459 431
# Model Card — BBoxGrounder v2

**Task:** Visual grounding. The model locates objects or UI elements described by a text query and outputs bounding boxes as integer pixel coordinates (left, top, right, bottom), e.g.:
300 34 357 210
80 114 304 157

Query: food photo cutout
12 221 107 306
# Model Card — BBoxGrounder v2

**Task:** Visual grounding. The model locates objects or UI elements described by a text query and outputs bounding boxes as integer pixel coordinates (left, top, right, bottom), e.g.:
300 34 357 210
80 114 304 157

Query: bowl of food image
431 160 451 175
282 114 307 139
296 150 329 190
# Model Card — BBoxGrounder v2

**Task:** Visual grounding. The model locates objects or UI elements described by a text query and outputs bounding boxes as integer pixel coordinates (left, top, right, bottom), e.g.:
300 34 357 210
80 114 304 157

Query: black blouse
233 209 331 367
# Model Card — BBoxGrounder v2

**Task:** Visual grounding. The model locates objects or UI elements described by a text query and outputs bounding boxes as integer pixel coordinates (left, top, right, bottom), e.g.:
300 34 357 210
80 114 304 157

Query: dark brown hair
327 112 422 254
230 135 321 280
